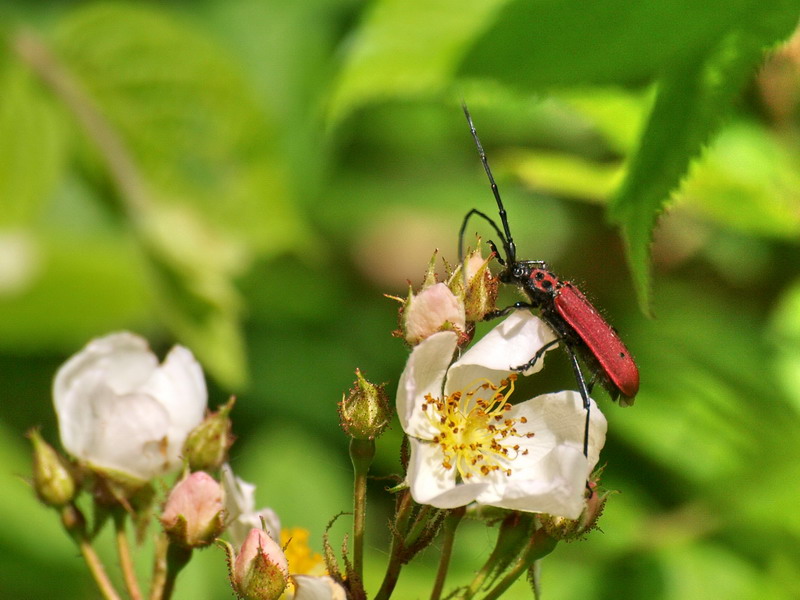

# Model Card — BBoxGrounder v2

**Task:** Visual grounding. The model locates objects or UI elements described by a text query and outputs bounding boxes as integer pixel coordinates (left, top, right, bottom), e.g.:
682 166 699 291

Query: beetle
458 103 639 456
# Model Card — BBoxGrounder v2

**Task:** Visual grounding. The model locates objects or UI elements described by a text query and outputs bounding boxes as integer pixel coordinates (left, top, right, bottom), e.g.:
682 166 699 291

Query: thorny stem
113 510 142 600
478 529 557 600
429 507 465 600
61 505 123 600
404 504 433 546
349 438 375 582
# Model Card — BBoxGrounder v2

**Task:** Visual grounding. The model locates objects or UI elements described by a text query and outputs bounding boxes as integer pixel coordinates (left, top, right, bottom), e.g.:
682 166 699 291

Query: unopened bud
28 428 77 507
448 240 498 323
184 397 236 471
160 471 225 548
389 250 468 346
403 282 466 345
538 480 610 541
231 528 289 600
339 369 390 440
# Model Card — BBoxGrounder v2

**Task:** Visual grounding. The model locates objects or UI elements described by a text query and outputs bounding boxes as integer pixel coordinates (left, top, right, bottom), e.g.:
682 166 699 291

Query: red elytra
537 271 639 403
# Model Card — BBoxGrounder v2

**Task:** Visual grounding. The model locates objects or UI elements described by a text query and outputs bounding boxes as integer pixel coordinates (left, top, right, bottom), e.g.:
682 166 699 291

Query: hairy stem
429 507 464 600
479 529 556 600
349 438 375 582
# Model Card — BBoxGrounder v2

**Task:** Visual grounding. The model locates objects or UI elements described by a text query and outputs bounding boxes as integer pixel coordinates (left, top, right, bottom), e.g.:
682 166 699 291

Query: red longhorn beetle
458 103 639 457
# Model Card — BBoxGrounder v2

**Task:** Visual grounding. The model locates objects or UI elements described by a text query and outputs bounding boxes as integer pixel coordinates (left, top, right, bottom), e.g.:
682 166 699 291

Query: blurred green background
2 1 800 598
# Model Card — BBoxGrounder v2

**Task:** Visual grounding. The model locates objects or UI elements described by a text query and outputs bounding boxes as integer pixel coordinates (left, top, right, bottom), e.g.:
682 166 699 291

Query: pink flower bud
160 471 224 548
403 282 466 345
232 528 289 600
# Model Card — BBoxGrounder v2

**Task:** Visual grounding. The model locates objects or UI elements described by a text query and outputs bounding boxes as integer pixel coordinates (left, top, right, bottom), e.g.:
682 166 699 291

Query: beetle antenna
461 102 517 265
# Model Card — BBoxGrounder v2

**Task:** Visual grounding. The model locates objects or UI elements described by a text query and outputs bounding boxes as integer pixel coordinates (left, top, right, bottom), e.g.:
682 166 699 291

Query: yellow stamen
421 374 534 481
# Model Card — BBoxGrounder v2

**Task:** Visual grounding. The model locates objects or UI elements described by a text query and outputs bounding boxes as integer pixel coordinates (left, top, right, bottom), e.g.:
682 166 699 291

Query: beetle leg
487 240 505 266
483 302 536 321
564 345 591 459
509 338 560 373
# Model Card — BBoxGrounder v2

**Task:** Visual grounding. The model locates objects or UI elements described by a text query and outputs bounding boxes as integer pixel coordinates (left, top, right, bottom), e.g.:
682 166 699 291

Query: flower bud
160 471 225 548
403 282 466 345
232 528 289 600
388 250 468 346
53 332 207 482
538 480 610 541
448 240 498 323
28 428 77 507
183 397 236 471
338 369 390 440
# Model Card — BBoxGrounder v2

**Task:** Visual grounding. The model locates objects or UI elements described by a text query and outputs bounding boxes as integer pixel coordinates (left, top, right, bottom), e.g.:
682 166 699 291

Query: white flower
53 332 207 482
397 311 607 519
221 464 281 548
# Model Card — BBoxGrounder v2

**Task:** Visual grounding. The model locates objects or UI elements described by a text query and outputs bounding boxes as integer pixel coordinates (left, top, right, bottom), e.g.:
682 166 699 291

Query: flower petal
54 333 157 455
445 311 558 394
483 445 589 519
81 388 172 480
221 464 281 547
54 333 157 400
292 575 347 600
396 331 457 436
475 391 607 519
527 391 607 473
141 345 207 469
406 437 489 508
53 332 209 480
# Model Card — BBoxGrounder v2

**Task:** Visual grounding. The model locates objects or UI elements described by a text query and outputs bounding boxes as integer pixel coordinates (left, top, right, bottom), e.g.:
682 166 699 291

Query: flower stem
61 505 123 600
113 510 142 600
149 534 168 600
404 504 433 546
429 507 464 600
160 543 192 600
349 438 375 582
373 490 413 600
478 529 557 600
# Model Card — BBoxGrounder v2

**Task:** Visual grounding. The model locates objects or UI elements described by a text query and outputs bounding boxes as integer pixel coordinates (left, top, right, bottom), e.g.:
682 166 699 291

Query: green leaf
458 0 778 88
0 62 66 226
326 0 507 123
504 148 624 203
32 2 321 386
140 204 248 388
676 122 800 238
771 279 800 416
609 9 798 313
53 2 308 257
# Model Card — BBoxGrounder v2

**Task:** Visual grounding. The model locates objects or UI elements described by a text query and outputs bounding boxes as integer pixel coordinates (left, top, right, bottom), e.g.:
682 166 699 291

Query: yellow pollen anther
421 375 532 481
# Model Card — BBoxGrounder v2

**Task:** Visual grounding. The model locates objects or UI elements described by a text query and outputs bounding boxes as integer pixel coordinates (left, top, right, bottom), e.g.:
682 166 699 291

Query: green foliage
0 62 66 227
